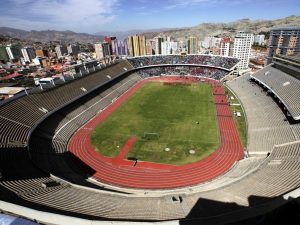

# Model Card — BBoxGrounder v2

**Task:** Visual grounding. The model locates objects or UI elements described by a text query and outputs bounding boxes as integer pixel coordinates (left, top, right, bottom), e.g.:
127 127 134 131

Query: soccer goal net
143 132 160 140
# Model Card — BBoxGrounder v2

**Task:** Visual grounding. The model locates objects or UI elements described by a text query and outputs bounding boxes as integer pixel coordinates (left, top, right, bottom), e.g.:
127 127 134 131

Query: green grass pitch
225 87 247 148
91 82 220 165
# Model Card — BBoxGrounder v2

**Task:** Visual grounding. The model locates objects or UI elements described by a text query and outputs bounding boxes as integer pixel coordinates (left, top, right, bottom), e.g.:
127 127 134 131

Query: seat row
251 65 300 120
227 74 298 153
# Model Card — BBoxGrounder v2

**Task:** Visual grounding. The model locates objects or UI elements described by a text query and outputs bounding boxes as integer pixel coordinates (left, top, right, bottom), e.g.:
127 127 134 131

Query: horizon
1 15 298 35
0 0 299 34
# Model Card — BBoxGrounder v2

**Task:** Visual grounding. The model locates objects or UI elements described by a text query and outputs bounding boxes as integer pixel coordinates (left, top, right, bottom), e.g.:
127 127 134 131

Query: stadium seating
1 55 300 224
251 65 300 120
0 117 29 146
135 66 229 80
1 142 300 222
197 142 300 203
0 60 132 147
227 74 297 154
28 72 142 183
127 55 239 70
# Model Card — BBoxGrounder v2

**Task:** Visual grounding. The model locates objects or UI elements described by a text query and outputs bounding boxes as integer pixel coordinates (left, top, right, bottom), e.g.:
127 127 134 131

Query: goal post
143 132 160 140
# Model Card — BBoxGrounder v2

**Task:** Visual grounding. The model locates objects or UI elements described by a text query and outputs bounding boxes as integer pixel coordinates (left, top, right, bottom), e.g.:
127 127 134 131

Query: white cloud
0 0 120 33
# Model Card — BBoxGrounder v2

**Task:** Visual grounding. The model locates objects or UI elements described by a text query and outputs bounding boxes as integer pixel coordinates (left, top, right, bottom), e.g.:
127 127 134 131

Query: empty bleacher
251 65 300 120
2 142 300 222
227 74 297 154
28 72 142 184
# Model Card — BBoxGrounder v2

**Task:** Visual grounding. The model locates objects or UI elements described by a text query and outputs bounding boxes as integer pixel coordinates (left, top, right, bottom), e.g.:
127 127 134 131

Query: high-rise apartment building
94 42 112 60
154 37 164 55
161 37 178 55
102 43 112 57
55 45 68 58
35 49 49 57
128 35 146 57
94 43 104 60
6 44 22 60
253 35 265 45
266 27 300 65
0 46 9 62
112 39 128 56
201 36 221 49
188 36 199 54
105 36 117 53
232 31 254 70
219 38 231 57
21 47 36 62
67 44 79 57
146 41 154 55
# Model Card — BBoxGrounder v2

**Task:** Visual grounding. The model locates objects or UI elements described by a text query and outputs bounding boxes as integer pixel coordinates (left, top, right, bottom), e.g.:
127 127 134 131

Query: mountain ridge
140 15 300 40
0 27 105 44
0 15 299 43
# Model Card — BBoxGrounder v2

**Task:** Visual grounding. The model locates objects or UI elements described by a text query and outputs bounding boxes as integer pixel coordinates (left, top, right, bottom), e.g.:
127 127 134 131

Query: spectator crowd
128 55 239 70
137 66 229 80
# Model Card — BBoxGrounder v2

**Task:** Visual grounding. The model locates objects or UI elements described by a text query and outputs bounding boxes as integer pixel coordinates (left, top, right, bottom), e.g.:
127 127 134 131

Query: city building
128 35 146 57
112 39 128 56
154 37 164 55
146 41 154 55
0 46 9 62
6 44 22 60
105 37 117 53
266 27 300 65
55 45 68 58
178 40 187 53
94 42 112 60
21 47 36 63
95 43 104 60
188 36 199 54
35 49 49 57
161 37 178 55
219 38 231 57
67 44 79 57
232 31 254 70
102 43 112 57
202 36 222 49
253 35 265 45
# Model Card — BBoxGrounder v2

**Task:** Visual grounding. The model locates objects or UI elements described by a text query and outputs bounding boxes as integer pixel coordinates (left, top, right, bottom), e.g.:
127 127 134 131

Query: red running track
68 76 244 189
113 136 137 165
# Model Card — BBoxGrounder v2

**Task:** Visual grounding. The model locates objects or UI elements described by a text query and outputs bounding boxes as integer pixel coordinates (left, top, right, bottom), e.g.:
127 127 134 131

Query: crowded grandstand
127 54 239 70
0 54 300 224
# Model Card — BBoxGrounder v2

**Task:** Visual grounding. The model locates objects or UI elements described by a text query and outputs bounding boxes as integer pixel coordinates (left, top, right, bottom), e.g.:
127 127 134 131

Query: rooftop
0 87 25 95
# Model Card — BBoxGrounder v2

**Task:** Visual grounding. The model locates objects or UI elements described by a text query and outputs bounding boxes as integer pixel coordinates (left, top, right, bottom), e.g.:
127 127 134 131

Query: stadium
1 54 300 224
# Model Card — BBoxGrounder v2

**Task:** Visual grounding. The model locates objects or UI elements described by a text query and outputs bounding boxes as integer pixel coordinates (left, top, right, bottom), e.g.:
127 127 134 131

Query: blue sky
0 0 299 34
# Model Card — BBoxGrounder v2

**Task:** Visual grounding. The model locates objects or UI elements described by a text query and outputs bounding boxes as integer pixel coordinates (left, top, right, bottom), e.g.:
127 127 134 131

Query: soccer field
91 82 220 165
